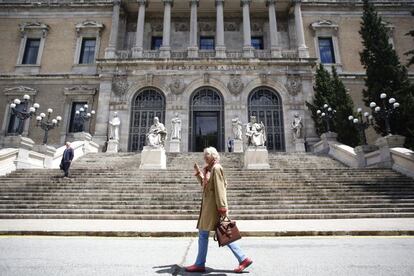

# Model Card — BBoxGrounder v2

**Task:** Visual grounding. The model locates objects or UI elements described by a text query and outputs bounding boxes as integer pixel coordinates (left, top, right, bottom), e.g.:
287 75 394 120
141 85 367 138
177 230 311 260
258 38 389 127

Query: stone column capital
215 0 224 7
163 0 174 7
240 0 251 7
189 0 199 7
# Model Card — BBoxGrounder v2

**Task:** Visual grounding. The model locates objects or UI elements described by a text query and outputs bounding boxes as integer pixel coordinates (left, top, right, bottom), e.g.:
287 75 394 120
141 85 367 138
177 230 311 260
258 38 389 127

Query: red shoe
185 264 206 273
234 257 253 273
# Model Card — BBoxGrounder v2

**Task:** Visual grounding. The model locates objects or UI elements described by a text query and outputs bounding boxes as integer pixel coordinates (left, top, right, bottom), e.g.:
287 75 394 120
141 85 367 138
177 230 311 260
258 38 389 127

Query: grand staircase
1 152 414 220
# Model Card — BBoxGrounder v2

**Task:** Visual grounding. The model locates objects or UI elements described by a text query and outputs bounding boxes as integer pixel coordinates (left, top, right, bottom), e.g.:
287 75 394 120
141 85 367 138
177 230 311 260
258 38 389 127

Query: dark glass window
151 36 163 50
251 37 264 50
7 103 25 135
200 36 215 50
318 37 336 64
22 38 40 64
69 102 87 133
79 38 96 64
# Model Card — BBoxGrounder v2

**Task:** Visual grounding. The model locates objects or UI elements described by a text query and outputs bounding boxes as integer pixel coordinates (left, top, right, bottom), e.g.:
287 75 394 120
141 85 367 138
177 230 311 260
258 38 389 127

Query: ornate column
188 0 199 58
105 0 121 58
293 0 309 58
267 0 281 58
160 0 173 58
241 0 254 58
132 0 147 58
215 0 226 58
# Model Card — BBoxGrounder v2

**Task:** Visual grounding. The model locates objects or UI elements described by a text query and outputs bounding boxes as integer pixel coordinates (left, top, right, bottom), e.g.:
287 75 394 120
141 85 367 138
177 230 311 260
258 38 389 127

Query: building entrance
189 87 224 152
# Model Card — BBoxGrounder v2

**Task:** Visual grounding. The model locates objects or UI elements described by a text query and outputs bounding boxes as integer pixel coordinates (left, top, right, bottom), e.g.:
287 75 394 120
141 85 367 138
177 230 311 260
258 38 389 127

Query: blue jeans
195 230 246 267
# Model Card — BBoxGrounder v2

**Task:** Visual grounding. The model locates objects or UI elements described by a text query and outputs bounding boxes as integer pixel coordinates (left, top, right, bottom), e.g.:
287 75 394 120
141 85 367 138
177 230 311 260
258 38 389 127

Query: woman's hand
194 163 201 175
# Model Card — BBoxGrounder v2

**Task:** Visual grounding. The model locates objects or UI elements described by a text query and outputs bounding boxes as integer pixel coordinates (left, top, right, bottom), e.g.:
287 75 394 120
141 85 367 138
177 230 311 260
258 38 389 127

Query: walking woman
185 147 253 273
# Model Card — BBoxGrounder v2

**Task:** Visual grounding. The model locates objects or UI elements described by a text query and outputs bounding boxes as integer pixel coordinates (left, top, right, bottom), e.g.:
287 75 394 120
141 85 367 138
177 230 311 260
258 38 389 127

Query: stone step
1 212 414 220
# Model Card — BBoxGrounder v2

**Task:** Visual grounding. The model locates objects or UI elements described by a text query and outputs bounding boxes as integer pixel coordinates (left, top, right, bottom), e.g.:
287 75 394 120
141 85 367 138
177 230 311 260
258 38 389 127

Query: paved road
0 236 413 276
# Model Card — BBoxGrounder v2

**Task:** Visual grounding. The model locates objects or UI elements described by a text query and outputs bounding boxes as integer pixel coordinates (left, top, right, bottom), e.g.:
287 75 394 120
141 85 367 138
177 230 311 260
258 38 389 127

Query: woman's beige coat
196 163 228 231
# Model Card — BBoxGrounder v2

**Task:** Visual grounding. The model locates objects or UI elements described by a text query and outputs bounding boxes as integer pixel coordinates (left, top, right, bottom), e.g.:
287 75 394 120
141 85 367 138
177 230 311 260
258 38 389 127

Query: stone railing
312 132 414 179
0 133 99 176
0 0 112 4
113 49 299 60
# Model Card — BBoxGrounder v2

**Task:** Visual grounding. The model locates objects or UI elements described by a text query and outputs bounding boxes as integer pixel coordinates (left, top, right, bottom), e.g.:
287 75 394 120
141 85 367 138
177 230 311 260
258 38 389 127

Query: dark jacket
62 147 74 163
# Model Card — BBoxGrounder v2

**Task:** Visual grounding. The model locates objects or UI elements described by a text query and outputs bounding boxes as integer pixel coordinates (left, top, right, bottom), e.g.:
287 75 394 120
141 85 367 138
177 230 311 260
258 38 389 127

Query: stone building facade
0 0 413 152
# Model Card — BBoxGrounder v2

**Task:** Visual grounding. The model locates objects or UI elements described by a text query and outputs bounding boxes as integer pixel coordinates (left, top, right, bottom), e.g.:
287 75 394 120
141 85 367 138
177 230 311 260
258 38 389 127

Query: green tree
359 0 414 148
306 64 360 147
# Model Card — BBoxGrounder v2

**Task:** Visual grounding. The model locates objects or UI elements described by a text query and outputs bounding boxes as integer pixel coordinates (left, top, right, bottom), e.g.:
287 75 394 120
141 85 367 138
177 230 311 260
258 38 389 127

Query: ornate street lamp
348 108 373 145
316 104 336 132
9 94 40 135
36 108 62 144
74 104 95 132
369 93 400 135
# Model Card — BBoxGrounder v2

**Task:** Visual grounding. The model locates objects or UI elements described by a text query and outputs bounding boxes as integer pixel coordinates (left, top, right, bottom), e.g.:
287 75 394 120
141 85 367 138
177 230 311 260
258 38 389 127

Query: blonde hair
203 147 220 161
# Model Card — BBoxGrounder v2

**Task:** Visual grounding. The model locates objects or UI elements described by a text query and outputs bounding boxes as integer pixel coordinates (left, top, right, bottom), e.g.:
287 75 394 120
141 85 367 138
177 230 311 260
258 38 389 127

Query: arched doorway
128 87 165 151
189 87 224 152
248 86 285 151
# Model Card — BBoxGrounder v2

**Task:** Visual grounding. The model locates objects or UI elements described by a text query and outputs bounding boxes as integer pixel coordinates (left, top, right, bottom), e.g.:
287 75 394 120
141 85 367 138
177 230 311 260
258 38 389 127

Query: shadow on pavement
153 264 249 275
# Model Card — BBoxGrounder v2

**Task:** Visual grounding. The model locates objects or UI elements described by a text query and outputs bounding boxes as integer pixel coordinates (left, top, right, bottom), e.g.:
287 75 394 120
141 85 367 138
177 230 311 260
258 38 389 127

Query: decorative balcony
112 49 299 60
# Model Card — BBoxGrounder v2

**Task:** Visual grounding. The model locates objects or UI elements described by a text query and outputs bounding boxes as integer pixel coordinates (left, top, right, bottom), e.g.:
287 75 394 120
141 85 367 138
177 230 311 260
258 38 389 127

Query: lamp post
348 108 373 145
36 108 62 144
316 104 336 132
369 93 400 135
74 104 95 132
9 94 40 135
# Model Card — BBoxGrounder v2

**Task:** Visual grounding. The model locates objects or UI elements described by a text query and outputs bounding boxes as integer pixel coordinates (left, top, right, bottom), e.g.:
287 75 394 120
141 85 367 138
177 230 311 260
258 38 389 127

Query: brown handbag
214 216 242 247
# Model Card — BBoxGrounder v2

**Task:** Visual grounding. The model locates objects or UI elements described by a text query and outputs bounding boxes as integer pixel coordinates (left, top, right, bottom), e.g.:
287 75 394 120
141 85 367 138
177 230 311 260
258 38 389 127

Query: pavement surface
0 236 413 276
1 218 414 236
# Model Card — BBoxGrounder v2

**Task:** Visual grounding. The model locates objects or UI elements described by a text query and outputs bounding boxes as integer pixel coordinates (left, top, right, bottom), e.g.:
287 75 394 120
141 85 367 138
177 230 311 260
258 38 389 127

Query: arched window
128 88 165 151
189 87 224 152
248 87 285 151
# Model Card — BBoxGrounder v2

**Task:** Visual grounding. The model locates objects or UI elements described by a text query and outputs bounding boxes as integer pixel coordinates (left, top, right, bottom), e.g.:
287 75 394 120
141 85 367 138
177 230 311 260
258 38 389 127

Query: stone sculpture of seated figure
245 115 266 147
146 117 167 148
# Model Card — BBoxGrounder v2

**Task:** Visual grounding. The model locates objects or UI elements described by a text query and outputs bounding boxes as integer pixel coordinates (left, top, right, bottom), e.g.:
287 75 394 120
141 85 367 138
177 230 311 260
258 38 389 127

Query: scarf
202 159 219 188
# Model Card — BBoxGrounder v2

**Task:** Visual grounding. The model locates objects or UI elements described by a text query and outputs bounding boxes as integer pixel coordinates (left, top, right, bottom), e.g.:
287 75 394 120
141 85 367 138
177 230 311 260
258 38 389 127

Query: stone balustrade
112 49 299 60
0 134 99 176
312 132 414 179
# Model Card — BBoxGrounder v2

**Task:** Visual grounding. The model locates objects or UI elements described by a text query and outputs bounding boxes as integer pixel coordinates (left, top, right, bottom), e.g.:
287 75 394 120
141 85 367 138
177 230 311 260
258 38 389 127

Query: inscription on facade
156 64 259 71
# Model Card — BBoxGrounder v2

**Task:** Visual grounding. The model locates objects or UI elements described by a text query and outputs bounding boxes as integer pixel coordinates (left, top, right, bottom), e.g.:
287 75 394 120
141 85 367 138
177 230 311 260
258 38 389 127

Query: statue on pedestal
231 116 243 140
108 112 121 141
146 117 167 147
245 115 266 147
291 113 303 140
170 113 181 141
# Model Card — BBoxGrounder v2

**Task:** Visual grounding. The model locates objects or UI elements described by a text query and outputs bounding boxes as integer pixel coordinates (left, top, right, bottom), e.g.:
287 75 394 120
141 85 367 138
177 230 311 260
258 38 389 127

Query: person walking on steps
60 142 74 178
185 146 253 273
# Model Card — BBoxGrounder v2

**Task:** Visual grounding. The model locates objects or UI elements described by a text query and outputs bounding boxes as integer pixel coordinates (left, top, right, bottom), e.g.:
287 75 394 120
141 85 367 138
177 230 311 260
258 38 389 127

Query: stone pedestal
169 140 180 153
375 135 406 168
298 47 309 58
243 46 255 58
14 137 35 169
215 46 226 58
187 47 199 58
159 46 171 58
244 146 270 170
233 140 243 153
140 146 167 170
106 139 119 153
294 138 306 152
1 135 31 148
271 47 282 58
355 144 378 168
132 47 143 58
